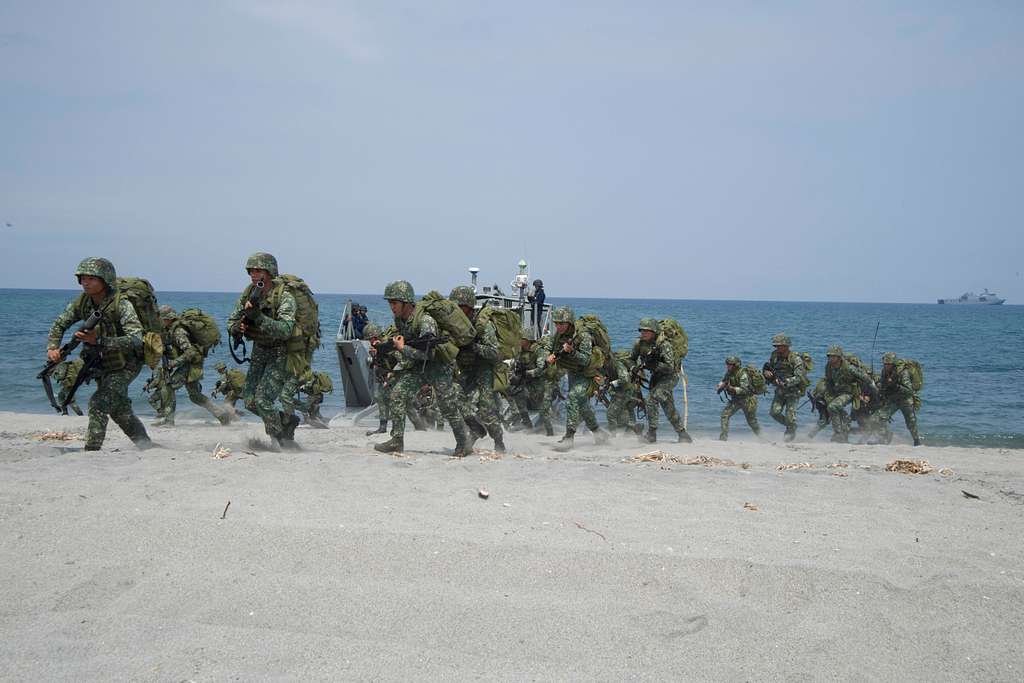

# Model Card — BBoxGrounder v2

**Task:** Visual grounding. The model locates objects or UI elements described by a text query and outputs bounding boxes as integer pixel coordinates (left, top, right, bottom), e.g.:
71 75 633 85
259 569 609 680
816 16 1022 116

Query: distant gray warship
937 289 1005 305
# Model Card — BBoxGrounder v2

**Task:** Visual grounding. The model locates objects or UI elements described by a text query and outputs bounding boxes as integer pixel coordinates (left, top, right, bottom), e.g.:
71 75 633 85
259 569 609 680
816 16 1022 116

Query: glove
610 379 623 390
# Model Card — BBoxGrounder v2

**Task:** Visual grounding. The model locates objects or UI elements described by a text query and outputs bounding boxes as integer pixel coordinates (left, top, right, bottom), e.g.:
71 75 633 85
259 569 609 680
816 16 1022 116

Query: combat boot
676 429 693 443
282 413 300 441
784 427 796 442
374 436 404 453
592 427 610 445
718 431 728 442
451 425 473 458
126 417 156 450
643 429 658 444
465 415 487 440
913 436 922 447
830 432 848 443
152 416 175 427
366 420 387 436
510 416 533 432
488 426 506 454
553 429 575 452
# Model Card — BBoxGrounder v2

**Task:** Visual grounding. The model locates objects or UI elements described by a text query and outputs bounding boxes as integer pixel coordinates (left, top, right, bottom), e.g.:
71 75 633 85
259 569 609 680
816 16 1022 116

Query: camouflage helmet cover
244 252 279 277
638 317 659 332
214 361 227 372
384 280 415 304
826 344 844 357
551 306 575 324
771 333 791 346
882 351 897 364
158 304 177 319
449 286 476 309
725 355 741 366
363 322 382 339
75 257 117 287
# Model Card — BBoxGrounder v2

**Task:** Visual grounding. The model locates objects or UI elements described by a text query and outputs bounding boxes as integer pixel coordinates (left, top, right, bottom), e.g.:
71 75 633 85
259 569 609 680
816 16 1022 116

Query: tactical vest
825 362 867 407
240 281 289 347
74 292 128 373
768 351 807 392
553 328 603 377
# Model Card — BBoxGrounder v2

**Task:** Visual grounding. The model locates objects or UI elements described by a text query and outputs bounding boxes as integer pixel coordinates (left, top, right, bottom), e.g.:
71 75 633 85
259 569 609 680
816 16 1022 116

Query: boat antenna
869 321 880 372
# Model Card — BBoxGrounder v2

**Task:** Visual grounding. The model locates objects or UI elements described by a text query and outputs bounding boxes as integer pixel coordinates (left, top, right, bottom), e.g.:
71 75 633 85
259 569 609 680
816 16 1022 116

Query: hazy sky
2 1 1022 302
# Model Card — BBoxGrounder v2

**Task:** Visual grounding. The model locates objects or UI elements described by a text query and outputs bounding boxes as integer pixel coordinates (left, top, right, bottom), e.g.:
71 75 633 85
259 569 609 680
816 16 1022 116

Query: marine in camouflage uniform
810 345 878 443
295 368 332 429
877 351 922 446
46 257 152 451
152 305 233 426
226 252 300 450
763 333 808 441
450 286 505 453
717 356 761 440
373 281 473 455
508 334 545 432
538 307 610 451
210 361 247 414
602 351 640 436
52 358 85 416
365 322 429 435
630 318 692 443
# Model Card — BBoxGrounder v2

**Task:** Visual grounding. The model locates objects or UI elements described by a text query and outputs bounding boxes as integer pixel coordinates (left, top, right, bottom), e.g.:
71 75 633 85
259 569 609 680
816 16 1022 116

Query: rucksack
312 371 334 394
278 274 321 356
176 308 221 356
897 358 924 391
746 365 768 395
418 291 476 347
577 314 612 359
116 276 163 368
476 306 521 361
798 351 814 374
657 319 688 366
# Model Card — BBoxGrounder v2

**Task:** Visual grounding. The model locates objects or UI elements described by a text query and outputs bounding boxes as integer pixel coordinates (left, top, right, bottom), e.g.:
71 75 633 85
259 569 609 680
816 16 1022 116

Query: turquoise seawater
3 288 1022 448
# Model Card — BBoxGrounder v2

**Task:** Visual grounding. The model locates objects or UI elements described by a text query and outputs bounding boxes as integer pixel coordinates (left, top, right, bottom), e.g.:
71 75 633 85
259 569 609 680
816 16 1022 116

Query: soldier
878 352 922 446
508 333 543 432
539 306 610 451
226 252 300 451
51 358 85 416
629 318 693 443
296 368 333 429
717 356 762 440
153 305 233 427
210 361 247 415
601 351 641 436
811 345 878 443
763 333 808 441
46 257 152 451
449 286 505 453
372 281 473 455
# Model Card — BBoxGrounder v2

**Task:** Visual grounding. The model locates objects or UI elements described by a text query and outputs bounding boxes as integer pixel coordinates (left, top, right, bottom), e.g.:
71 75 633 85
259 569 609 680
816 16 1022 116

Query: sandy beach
0 409 1021 680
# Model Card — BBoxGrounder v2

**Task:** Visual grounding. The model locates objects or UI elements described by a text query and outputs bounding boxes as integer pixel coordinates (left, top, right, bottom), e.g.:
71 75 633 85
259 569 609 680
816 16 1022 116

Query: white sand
1 410 1022 680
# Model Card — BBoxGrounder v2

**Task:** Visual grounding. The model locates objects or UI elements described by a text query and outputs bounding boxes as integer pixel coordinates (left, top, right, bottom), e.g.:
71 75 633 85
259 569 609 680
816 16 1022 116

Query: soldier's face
387 300 402 316
639 330 655 342
555 322 570 335
775 344 789 355
78 275 106 297
248 268 270 287
726 362 737 371
828 355 841 367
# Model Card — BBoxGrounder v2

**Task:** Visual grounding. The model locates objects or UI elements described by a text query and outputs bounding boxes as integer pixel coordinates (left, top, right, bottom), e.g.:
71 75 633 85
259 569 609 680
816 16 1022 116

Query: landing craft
334 261 552 415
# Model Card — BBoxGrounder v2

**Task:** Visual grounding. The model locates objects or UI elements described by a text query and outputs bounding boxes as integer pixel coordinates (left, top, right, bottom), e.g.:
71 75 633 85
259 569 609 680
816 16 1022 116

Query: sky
2 1 1023 303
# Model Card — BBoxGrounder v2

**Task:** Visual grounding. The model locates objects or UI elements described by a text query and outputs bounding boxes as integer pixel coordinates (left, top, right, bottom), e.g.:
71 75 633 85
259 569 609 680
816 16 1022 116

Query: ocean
3 288 1022 448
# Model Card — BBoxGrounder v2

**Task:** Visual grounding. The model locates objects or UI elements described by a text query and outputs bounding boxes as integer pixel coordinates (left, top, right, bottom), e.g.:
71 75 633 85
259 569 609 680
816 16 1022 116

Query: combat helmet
449 286 476 309
384 280 415 304
158 304 178 320
244 252 279 277
533 279 543 288
638 317 659 333
363 322 382 339
826 344 844 357
75 257 116 288
551 306 575 324
725 355 741 366
214 361 227 372
771 333 791 346
882 351 897 365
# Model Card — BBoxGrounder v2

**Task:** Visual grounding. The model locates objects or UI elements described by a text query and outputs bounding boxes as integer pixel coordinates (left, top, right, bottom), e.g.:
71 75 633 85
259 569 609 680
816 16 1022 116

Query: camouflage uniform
630 318 691 442
211 361 247 411
226 253 299 448
878 352 922 446
450 286 504 452
719 357 761 440
374 281 471 455
508 338 544 430
153 306 232 426
537 307 608 450
602 351 640 435
815 345 878 443
52 358 85 416
295 369 333 428
47 257 151 450
764 334 808 440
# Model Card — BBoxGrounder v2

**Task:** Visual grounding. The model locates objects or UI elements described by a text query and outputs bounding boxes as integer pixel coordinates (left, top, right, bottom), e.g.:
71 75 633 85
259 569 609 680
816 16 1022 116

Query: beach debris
961 490 980 500
574 521 607 541
478 450 503 462
831 471 849 477
211 443 231 459
828 462 849 469
939 467 954 476
221 501 231 519
885 459 935 475
743 502 759 511
478 488 490 500
777 462 814 471
34 431 82 441
626 451 750 469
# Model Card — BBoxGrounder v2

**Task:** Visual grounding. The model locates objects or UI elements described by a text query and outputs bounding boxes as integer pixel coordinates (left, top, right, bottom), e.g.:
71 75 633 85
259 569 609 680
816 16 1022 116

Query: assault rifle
807 391 830 423
376 334 450 371
762 362 784 389
37 307 107 414
230 279 265 364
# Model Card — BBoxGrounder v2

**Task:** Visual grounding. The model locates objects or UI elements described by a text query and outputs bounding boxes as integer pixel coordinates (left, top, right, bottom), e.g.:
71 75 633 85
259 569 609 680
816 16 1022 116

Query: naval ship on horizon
937 288 1006 305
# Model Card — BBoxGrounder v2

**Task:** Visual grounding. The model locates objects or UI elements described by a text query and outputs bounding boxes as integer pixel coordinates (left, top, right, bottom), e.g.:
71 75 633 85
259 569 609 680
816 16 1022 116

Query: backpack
657 319 688 365
577 314 612 359
176 308 221 356
746 365 768 395
278 274 321 356
476 306 521 361
798 351 814 374
418 291 476 347
897 358 924 391
116 276 163 368
312 371 334 394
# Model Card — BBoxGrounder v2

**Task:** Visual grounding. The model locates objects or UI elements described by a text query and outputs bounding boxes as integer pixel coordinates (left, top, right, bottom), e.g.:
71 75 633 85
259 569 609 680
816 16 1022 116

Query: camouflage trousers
510 380 544 423
769 388 802 435
87 365 146 449
535 379 560 430
720 396 760 439
819 393 854 438
295 392 324 419
57 385 82 415
878 397 920 442
244 344 299 439
565 374 599 433
456 363 502 438
646 373 685 433
389 362 463 439
157 369 229 422
606 387 639 433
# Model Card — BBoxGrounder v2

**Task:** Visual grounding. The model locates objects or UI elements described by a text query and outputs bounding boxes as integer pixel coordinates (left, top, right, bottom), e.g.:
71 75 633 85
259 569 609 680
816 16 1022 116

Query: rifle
376 334 450 371
807 390 830 423
38 308 106 414
230 279 265 364
762 361 784 389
